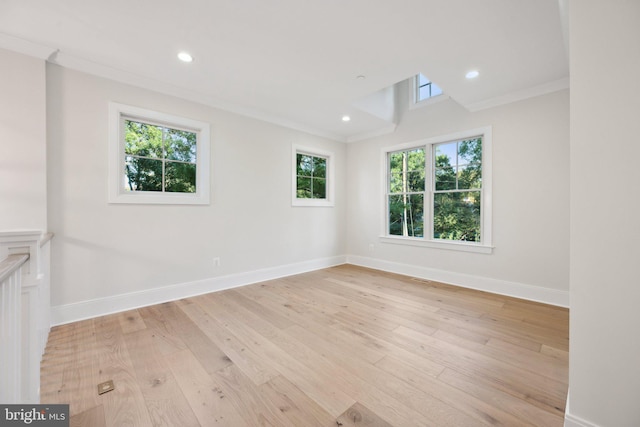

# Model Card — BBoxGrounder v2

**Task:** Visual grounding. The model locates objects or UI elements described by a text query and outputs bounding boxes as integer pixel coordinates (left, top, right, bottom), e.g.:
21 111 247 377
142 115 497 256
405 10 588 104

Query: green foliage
296 154 327 199
388 138 482 242
389 149 425 236
124 120 197 193
389 194 424 237
434 192 481 242
433 138 482 242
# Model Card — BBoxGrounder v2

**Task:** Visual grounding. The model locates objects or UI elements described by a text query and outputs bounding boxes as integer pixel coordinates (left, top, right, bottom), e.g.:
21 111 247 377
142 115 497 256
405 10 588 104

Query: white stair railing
0 253 30 403
0 231 52 404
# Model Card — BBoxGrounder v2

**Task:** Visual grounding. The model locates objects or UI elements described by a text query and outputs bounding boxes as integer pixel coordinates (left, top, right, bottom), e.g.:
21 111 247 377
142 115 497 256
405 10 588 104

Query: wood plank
93 314 154 427
117 309 147 334
122 328 200 427
192 292 357 417
41 265 569 427
259 375 336 427
70 405 106 427
285 324 480 427
165 348 247 426
336 402 393 427
375 355 534 426
152 300 234 374
392 325 567 416
212 364 297 426
177 297 281 387
438 368 565 427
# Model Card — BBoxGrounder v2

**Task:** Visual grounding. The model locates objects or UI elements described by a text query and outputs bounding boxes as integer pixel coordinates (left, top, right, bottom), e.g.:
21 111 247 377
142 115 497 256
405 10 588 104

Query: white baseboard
51 255 347 325
347 255 569 307
564 413 600 427
51 253 570 325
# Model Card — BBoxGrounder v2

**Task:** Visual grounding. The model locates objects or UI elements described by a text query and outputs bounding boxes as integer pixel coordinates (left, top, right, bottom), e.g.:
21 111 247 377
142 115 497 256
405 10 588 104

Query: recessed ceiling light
356 75 366 80
465 70 479 79
342 115 351 122
177 52 193 63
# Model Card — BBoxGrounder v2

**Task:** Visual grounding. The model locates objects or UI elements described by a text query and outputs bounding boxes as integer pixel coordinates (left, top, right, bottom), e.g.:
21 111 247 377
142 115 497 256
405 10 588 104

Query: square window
109 103 210 205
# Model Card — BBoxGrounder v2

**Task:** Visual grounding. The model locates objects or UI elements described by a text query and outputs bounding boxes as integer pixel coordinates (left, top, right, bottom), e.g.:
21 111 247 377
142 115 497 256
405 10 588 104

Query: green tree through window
433 138 482 242
387 136 483 243
296 153 327 199
124 119 197 193
388 148 425 237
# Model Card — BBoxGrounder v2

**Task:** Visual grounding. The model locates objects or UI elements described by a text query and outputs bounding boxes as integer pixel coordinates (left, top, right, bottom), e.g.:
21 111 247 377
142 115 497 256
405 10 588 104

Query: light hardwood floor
40 265 569 426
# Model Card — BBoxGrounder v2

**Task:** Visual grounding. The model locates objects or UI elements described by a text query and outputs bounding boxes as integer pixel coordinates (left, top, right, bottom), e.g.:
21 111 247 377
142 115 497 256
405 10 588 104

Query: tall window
109 103 210 205
292 145 334 207
295 153 327 199
388 148 426 237
433 138 482 241
384 128 492 252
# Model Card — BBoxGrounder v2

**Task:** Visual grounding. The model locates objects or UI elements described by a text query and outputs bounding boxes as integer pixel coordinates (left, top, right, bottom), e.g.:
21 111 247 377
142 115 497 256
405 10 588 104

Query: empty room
1 1 639 426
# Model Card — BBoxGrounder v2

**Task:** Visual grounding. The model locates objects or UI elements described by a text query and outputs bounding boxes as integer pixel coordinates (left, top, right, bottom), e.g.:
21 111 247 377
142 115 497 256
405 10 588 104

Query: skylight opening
416 73 443 102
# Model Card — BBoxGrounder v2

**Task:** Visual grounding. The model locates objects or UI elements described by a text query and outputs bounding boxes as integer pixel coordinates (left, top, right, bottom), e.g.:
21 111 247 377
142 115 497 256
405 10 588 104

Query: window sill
379 235 493 254
292 199 334 207
109 191 209 205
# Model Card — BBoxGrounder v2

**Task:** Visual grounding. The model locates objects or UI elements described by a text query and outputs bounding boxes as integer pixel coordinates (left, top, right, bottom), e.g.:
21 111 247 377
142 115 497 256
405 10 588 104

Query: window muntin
416 73 443 102
296 153 327 199
432 138 482 242
385 131 489 248
388 148 426 237
291 145 334 207
124 119 197 193
108 102 210 205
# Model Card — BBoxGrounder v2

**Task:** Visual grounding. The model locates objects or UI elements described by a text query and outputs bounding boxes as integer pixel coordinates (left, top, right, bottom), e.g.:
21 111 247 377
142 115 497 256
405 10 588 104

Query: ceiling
0 0 568 142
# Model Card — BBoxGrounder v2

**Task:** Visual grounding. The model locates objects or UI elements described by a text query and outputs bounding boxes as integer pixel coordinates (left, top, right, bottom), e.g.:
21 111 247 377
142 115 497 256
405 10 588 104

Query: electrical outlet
213 257 221 267
368 244 375 252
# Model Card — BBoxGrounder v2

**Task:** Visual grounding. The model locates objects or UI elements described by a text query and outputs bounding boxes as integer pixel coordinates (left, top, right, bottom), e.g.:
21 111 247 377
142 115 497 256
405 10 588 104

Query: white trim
381 126 492 251
564 413 600 427
347 255 569 307
108 102 211 205
380 236 493 254
0 32 57 60
465 77 569 112
49 51 348 143
50 255 347 326
563 394 601 427
346 124 397 143
409 74 448 110
292 145 335 207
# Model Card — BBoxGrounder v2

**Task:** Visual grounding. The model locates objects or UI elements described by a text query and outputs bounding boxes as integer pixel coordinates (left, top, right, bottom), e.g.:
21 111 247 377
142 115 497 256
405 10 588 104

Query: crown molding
0 32 57 60
465 77 569 112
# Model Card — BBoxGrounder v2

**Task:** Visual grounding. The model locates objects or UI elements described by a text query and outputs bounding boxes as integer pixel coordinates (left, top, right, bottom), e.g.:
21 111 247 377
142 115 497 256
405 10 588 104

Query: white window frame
380 126 493 254
108 102 211 205
292 144 335 207
409 73 449 111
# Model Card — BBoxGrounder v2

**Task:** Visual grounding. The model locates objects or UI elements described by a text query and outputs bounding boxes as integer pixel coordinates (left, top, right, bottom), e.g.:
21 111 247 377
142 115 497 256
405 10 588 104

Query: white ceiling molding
50 51 347 142
0 1 569 142
346 124 398 144
0 32 57 60
465 77 570 112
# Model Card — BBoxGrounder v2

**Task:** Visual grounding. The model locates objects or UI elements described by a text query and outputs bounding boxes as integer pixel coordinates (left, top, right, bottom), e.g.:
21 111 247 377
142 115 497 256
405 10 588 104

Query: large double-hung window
383 127 492 253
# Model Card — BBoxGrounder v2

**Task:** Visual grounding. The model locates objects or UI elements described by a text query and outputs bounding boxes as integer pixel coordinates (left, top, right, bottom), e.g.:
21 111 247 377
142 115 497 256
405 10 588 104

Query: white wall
46 65 346 313
347 85 569 304
0 48 47 231
568 1 640 426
